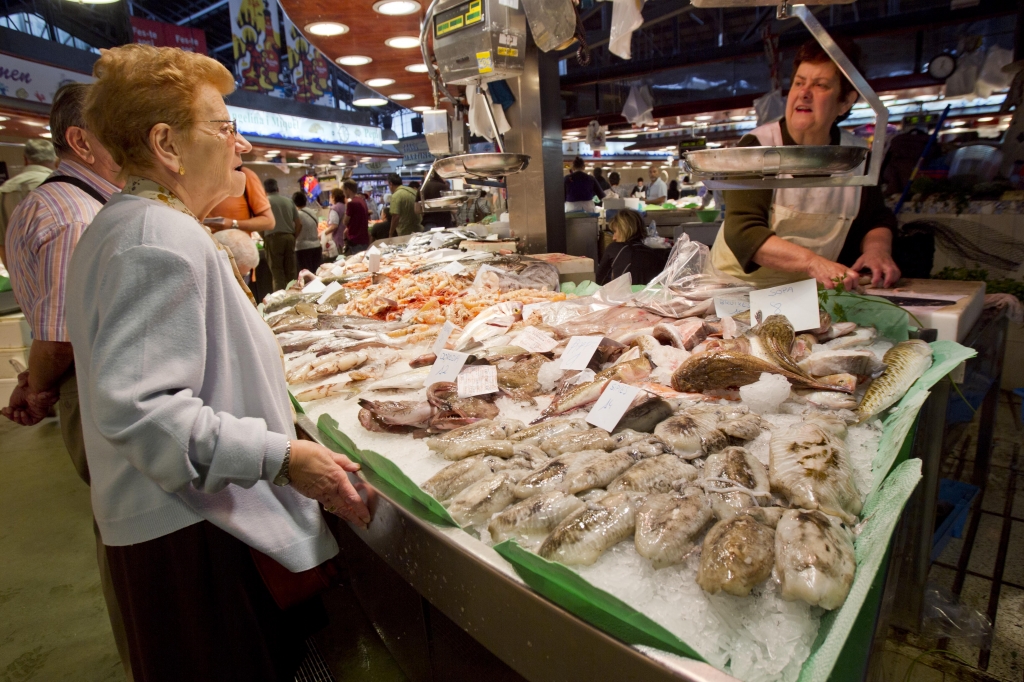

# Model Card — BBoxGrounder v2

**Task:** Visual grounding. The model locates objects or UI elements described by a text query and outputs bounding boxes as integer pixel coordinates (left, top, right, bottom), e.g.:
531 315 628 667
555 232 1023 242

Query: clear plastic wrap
471 262 561 293
921 583 994 648
454 300 523 350
532 273 635 327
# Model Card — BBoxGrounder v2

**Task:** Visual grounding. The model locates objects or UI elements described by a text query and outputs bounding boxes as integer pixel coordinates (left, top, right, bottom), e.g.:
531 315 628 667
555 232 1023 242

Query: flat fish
855 340 933 423
561 450 636 494
508 417 590 444
775 509 856 610
798 349 886 377
538 492 637 566
696 515 775 597
823 326 876 349
702 446 771 520
488 491 586 545
426 419 525 453
769 419 862 524
515 451 597 498
422 456 508 503
448 471 524 528
608 454 698 494
654 409 726 459
671 351 855 394
635 487 714 568
540 429 615 456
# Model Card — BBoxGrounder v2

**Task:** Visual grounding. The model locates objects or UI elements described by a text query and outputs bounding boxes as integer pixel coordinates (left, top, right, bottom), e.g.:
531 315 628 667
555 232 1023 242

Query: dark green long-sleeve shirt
722 119 897 273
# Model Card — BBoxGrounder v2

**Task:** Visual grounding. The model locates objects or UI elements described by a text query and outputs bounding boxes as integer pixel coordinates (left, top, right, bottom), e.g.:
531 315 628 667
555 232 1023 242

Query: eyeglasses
204 119 238 136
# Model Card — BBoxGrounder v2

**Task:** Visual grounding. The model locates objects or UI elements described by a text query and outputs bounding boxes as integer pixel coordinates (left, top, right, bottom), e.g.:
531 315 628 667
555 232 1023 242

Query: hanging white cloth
622 85 654 125
467 84 511 141
608 0 645 60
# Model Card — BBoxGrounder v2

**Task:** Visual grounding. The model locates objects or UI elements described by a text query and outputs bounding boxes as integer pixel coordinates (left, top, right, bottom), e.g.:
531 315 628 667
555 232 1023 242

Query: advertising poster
0 53 92 103
280 9 334 107
130 17 207 54
229 0 283 96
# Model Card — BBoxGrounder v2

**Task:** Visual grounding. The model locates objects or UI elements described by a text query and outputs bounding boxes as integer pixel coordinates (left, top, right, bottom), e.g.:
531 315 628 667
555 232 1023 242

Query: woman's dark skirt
106 521 327 682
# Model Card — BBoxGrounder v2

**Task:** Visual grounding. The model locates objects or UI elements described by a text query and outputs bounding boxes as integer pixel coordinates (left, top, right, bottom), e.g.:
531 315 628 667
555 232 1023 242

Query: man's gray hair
24 138 57 165
213 229 260 276
50 83 91 159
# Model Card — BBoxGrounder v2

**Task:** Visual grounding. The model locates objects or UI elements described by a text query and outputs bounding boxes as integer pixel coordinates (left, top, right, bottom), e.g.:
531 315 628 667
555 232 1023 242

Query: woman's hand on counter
807 255 860 291
853 228 901 288
288 440 372 528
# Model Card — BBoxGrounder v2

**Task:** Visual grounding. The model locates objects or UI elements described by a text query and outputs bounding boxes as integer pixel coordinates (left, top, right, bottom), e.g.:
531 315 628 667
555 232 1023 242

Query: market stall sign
713 293 750 318
397 137 436 166
427 350 469 384
227 105 383 148
0 54 91 104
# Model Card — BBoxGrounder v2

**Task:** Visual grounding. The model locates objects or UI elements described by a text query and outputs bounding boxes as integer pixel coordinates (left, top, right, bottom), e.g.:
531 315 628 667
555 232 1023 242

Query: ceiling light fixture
385 36 421 49
695 115 713 121
412 105 433 112
677 120 696 126
405 63 429 73
65 0 118 4
729 115 747 121
977 116 994 122
0 116 8 122
618 133 638 139
305 21 348 36
373 0 421 16
366 78 395 88
879 94 897 101
39 132 52 138
390 93 414 101
338 55 372 66
353 84 387 107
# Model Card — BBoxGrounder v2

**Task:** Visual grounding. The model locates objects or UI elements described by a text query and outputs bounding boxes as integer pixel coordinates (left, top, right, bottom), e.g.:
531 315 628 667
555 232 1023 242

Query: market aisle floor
0 416 405 682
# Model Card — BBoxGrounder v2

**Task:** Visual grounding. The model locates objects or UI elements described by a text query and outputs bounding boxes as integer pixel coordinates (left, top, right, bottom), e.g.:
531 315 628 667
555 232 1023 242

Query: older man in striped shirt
1 82 131 679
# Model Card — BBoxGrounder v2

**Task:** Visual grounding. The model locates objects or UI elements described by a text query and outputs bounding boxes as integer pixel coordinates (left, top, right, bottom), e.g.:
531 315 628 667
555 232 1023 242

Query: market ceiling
277 0 434 112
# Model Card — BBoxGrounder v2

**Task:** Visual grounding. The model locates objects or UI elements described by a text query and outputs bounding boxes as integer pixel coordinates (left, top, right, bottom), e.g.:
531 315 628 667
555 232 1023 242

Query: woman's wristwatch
232 219 239 229
273 441 292 486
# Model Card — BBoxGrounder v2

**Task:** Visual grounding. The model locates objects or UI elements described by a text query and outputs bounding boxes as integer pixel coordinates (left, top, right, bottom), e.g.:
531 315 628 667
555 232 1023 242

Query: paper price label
521 302 543 321
586 381 642 432
432 320 455 355
457 365 498 397
511 327 557 354
559 335 603 371
441 261 466 275
301 278 326 294
748 278 819 331
714 294 750 319
427 349 469 385
317 281 343 305
366 247 381 274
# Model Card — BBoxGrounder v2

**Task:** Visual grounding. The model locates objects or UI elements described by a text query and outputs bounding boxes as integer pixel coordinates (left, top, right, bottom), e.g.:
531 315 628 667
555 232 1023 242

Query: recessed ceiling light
412 105 433 112
729 115 747 121
879 94 897 101
366 78 395 88
391 93 414 100
695 115 713 121
338 55 372 66
39 132 52 138
0 116 7 122
678 120 696 126
978 116 994 122
405 63 429 73
305 22 348 36
618 133 638 139
373 0 421 16
385 36 420 49
354 96 388 106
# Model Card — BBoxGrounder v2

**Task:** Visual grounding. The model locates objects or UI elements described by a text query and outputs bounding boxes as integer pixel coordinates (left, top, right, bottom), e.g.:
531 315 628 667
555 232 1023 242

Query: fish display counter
264 234 976 682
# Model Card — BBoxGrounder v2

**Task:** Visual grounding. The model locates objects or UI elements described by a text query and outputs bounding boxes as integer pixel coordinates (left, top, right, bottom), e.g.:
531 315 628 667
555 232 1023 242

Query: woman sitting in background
595 208 668 285
667 179 680 200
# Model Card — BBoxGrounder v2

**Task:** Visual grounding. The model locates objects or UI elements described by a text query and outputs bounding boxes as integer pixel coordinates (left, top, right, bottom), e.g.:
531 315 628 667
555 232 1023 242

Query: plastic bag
454 300 523 350
534 273 635 327
977 46 1013 98
586 120 607 149
470 262 561 293
920 582 993 648
609 0 645 60
753 89 785 126
622 85 654 125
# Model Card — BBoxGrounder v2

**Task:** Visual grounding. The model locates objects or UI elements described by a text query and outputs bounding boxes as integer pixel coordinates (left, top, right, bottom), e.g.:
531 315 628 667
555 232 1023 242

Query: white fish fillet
775 509 856 610
822 326 876 349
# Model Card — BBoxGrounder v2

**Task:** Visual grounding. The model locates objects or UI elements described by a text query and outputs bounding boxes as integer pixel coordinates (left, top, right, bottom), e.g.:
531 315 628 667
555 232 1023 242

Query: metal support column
503 43 565 255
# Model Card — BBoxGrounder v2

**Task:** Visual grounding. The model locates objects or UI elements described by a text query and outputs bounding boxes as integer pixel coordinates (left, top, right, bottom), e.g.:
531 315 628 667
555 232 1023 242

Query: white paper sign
366 246 381 274
441 261 466 275
748 279 820 331
511 327 558 353
559 335 603 371
457 365 499 397
317 281 343 305
714 294 750 318
301 278 326 294
522 302 543 320
586 381 642 431
432 320 455 355
427 349 469 385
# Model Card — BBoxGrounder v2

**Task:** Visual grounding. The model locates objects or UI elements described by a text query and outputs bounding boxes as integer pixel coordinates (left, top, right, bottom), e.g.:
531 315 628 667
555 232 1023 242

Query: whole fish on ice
798 350 886 377
855 340 933 423
671 351 854 394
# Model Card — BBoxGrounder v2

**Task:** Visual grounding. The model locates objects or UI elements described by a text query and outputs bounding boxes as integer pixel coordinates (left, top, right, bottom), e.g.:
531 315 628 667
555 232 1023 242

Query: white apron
710 121 867 288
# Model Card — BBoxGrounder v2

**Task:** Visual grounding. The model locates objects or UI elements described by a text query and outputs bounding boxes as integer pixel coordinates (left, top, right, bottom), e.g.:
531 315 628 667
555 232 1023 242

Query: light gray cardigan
66 193 338 572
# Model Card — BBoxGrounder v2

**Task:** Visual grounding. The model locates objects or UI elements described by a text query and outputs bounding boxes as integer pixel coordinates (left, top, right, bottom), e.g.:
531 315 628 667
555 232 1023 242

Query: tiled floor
881 390 1024 682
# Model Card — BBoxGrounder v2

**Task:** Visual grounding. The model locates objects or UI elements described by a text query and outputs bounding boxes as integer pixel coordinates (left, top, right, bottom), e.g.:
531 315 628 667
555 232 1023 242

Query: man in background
387 173 421 237
420 173 453 229
646 168 668 204
341 179 371 253
0 139 57 265
263 177 301 291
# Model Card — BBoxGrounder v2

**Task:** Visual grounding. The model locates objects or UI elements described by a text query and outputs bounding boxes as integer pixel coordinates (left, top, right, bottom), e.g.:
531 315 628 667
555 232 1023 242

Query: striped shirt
6 160 119 342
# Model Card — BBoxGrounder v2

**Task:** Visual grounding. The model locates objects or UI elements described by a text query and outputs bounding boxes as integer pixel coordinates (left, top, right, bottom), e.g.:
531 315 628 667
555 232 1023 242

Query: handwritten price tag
317 281 343 305
558 335 603 371
366 246 381 274
586 381 642 431
748 279 819 331
511 327 557 354
441 260 466 275
714 294 750 319
457 365 499 397
432 320 455 355
427 349 469 385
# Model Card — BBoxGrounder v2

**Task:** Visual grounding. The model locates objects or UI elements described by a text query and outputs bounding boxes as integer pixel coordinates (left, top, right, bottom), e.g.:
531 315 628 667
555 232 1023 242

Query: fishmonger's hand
288 440 372 528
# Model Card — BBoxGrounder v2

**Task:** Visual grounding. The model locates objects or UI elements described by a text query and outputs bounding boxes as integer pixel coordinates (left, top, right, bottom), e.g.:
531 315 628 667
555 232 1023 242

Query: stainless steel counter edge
296 413 734 682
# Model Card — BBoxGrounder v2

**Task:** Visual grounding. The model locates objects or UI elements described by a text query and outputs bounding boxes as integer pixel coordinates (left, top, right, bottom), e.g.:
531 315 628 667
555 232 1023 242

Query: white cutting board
865 278 986 343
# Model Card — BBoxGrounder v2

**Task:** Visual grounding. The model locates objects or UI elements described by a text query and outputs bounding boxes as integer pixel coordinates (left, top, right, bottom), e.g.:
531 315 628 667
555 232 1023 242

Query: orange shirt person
205 166 274 232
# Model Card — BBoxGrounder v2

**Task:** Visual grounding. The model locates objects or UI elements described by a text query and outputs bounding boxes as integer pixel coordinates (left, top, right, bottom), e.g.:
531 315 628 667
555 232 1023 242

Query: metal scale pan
685 145 867 178
432 152 531 180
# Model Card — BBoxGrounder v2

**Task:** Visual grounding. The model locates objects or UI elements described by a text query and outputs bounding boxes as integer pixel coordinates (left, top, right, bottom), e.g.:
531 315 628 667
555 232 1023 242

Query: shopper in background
564 156 604 212
595 208 667 285
592 166 611 194
370 206 391 242
646 168 668 204
324 188 345 256
420 172 453 229
213 228 260 278
1 82 132 681
263 176 301 291
66 44 369 682
0 139 58 266
387 173 421 236
667 179 680 201
630 177 645 199
341 180 370 254
607 171 622 198
364 191 380 221
292 191 322 273
205 165 274 234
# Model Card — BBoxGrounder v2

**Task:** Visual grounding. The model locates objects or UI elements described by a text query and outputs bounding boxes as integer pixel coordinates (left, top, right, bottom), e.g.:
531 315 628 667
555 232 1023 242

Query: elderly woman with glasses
65 45 370 682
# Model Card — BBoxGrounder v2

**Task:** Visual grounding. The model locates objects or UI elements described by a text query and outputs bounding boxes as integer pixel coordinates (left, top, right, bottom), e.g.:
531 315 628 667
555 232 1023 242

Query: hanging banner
227 105 383 147
229 0 283 96
0 53 91 104
280 9 334 107
397 137 435 165
130 17 208 54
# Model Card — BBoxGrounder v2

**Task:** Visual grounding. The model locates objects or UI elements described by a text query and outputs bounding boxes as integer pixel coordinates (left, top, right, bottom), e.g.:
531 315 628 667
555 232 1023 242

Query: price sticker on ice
749 278 819 331
558 335 603 371
511 327 557 354
427 349 469 385
585 381 642 432
441 260 466 275
366 246 381 274
714 294 750 319
432 320 455 355
457 365 499 397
